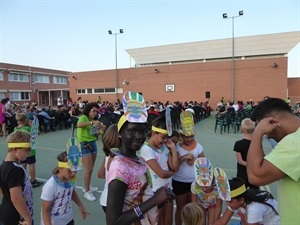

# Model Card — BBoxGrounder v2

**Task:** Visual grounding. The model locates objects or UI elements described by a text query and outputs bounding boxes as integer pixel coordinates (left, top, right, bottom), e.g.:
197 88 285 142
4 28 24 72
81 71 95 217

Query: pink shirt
107 156 157 225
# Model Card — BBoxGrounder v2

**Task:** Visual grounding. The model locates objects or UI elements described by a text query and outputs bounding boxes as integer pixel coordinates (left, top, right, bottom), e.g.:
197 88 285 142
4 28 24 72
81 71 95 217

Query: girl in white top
41 151 89 225
172 111 205 225
212 178 280 225
140 116 179 225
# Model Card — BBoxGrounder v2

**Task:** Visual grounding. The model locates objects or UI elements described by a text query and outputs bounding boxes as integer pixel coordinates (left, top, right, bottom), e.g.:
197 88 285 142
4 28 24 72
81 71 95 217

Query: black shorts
172 179 192 195
20 155 36 164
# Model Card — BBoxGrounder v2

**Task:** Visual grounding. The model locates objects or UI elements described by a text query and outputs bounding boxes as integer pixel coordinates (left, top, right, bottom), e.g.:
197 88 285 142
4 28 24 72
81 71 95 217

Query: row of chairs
214 109 253 134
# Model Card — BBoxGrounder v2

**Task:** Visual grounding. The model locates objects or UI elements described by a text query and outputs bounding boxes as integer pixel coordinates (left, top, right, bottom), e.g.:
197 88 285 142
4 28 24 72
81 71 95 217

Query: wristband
133 206 144 220
90 121 93 125
227 206 235 212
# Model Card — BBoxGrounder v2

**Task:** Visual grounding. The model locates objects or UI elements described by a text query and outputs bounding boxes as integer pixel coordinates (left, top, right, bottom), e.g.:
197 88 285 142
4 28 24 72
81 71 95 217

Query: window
105 88 115 93
94 88 104 93
33 74 50 83
0 71 3 81
9 92 30 101
94 88 116 94
53 75 67 84
77 87 116 94
8 73 29 82
77 89 86 94
0 92 5 99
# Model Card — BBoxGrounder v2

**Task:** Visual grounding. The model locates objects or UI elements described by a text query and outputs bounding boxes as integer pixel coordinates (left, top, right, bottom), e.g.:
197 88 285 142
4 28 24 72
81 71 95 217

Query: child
172 111 205 225
41 150 90 225
106 91 175 225
212 178 280 225
233 118 258 189
0 130 33 225
191 158 222 225
140 116 179 225
98 124 119 213
14 113 43 188
181 202 203 225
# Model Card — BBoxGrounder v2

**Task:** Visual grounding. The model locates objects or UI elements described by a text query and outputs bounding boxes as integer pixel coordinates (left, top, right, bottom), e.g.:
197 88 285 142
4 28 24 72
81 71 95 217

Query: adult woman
212 178 280 225
106 91 175 225
77 102 105 201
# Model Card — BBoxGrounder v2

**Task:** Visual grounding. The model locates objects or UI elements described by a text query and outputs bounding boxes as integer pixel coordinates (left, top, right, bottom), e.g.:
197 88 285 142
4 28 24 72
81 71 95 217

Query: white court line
36 177 104 193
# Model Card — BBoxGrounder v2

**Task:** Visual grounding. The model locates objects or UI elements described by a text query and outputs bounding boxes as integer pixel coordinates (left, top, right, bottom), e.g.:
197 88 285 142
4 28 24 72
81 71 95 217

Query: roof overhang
126 31 300 66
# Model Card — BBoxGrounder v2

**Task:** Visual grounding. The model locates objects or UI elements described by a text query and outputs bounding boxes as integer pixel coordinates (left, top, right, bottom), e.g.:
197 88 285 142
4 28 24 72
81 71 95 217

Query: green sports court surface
0 113 277 225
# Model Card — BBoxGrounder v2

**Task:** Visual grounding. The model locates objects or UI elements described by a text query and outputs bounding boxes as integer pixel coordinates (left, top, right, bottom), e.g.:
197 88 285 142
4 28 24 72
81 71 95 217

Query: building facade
1 31 299 109
0 62 70 107
70 31 299 108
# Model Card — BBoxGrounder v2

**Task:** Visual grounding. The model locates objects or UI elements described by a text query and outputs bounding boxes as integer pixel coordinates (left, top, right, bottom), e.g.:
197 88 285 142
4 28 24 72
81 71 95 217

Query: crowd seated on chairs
214 100 255 134
4 97 298 137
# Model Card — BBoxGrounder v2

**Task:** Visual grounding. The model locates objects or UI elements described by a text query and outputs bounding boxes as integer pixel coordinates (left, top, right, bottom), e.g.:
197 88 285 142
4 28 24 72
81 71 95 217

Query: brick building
0 62 70 107
1 31 299 108
70 31 300 108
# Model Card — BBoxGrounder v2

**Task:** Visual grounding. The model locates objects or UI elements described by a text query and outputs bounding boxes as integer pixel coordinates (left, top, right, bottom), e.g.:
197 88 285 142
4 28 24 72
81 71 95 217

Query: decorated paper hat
194 157 213 187
214 167 231 201
180 111 195 136
65 137 82 171
118 91 148 131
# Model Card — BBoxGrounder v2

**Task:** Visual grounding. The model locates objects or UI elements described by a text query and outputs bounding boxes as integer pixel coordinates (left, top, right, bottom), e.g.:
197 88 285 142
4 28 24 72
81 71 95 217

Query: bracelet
133 205 144 220
227 206 235 212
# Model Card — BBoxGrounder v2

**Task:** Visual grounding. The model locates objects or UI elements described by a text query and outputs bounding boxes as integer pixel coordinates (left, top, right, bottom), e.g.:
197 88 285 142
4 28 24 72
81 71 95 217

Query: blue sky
0 0 299 76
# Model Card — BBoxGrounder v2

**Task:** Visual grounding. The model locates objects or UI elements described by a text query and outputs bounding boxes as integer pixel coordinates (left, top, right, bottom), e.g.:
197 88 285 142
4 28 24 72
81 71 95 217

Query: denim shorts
80 140 98 155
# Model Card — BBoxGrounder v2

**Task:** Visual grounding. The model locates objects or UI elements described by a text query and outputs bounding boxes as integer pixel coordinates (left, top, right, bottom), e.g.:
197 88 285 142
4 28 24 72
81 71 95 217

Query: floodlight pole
223 11 243 102
108 29 124 102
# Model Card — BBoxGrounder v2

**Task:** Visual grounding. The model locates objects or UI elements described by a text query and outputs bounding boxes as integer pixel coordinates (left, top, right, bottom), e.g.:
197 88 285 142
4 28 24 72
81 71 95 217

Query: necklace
53 175 76 188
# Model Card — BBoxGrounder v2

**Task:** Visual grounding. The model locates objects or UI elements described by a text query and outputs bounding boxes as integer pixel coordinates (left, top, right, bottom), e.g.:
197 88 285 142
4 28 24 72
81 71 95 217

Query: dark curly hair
81 102 100 117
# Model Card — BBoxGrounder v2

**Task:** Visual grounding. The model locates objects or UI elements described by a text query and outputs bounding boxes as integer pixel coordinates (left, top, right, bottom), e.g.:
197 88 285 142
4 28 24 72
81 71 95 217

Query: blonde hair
6 130 31 152
181 202 203 225
241 118 255 134
15 113 29 124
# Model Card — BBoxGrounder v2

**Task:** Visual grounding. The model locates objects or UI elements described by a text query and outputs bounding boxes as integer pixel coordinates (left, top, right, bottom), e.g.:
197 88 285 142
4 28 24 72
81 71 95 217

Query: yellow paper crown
58 161 70 169
8 143 31 148
117 115 127 132
152 126 168 134
231 184 246 198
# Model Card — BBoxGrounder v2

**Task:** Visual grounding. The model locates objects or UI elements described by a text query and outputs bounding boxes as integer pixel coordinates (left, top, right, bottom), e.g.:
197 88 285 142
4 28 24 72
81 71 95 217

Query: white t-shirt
40 176 74 225
140 143 172 191
57 97 63 106
172 142 204 183
247 198 280 225
100 156 109 206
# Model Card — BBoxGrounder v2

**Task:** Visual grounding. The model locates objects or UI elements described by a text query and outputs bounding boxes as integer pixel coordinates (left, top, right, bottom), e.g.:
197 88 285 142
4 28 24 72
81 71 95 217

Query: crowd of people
0 94 299 225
